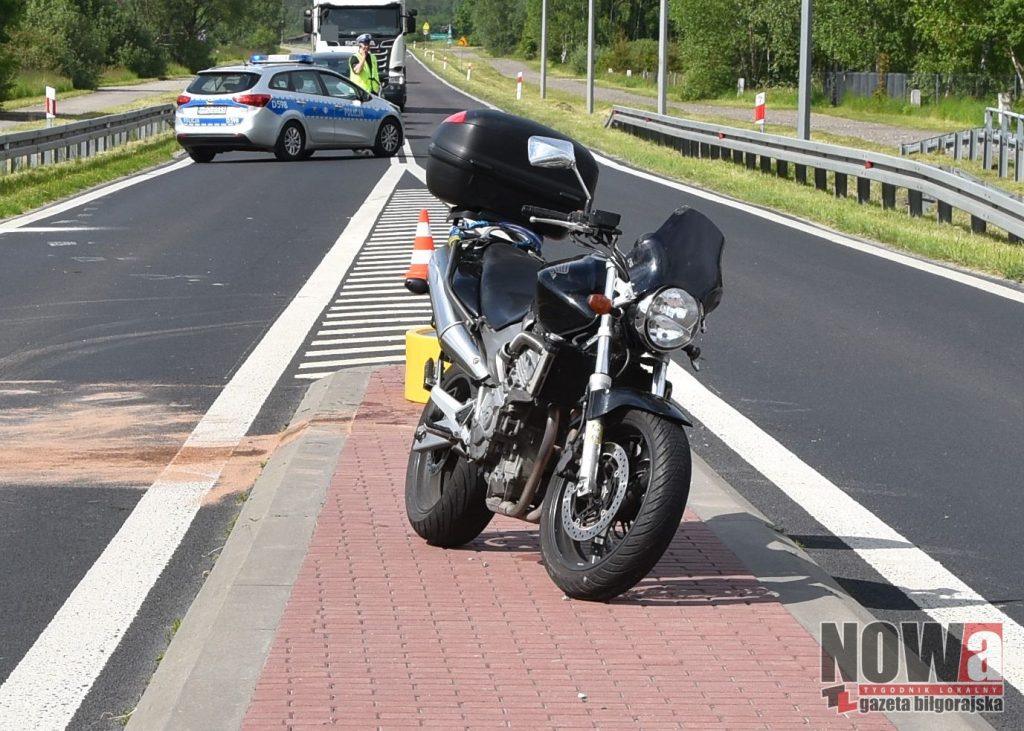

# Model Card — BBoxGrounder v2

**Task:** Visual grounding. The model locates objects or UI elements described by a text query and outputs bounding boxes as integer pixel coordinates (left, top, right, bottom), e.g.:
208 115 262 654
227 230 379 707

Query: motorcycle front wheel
540 409 692 601
405 367 493 547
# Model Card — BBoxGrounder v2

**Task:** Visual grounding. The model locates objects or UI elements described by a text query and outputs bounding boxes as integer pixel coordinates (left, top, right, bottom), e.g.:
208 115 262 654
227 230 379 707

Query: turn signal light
587 294 613 315
233 94 272 107
176 95 191 106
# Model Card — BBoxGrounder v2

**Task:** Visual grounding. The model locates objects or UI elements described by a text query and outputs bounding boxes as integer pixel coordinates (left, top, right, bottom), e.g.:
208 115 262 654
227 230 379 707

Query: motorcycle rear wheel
540 409 692 601
405 368 493 547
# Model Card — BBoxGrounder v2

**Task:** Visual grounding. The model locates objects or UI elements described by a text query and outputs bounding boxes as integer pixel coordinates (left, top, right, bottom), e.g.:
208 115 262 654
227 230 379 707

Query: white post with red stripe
754 91 766 130
45 86 56 128
516 71 523 100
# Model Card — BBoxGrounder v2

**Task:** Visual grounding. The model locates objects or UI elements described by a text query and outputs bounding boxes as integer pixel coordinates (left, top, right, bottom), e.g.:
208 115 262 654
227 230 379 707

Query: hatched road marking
292 188 448 381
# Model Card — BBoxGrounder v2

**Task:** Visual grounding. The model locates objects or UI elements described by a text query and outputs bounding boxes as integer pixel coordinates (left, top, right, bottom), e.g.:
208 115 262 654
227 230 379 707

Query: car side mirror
303 9 312 35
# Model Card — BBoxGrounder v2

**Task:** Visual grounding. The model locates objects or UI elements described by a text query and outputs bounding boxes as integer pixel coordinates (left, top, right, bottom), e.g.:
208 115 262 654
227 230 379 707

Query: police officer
350 33 381 94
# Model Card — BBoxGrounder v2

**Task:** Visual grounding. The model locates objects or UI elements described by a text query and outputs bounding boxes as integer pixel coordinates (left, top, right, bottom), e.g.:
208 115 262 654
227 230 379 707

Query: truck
303 0 418 111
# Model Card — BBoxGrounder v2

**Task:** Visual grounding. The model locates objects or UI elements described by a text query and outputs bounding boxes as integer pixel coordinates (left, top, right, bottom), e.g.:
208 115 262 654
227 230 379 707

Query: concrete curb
126 368 374 731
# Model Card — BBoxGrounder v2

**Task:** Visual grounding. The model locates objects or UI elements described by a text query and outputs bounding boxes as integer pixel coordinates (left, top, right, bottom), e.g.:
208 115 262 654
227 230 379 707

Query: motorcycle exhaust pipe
428 245 490 383
491 406 559 521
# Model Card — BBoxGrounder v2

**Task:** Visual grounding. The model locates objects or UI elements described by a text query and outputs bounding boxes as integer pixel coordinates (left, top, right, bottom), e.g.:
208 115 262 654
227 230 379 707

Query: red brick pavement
242 367 892 730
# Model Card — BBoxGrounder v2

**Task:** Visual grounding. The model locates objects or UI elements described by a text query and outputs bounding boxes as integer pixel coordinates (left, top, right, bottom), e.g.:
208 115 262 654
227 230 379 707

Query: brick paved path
243 367 892 730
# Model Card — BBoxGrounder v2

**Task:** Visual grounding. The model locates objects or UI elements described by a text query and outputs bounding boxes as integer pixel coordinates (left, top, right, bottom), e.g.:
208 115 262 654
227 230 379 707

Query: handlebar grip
521 205 570 222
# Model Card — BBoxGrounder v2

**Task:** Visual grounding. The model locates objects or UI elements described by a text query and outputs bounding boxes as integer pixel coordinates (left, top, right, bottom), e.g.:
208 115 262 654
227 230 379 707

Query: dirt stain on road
0 383 271 502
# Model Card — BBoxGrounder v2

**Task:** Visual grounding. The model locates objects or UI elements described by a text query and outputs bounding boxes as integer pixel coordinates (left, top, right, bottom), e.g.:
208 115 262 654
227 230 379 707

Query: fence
606 105 1024 243
0 105 175 174
824 72 1019 105
899 108 1024 182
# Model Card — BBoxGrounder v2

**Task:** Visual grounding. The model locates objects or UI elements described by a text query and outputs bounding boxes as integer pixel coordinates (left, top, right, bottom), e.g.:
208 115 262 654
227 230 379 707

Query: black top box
426 109 599 239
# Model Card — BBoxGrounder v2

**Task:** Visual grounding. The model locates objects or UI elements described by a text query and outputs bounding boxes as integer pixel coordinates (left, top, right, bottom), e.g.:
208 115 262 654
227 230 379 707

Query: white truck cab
304 0 418 111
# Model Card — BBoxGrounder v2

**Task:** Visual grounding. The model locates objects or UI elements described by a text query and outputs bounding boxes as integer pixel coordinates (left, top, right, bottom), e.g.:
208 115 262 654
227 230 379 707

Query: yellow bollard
404 326 441 403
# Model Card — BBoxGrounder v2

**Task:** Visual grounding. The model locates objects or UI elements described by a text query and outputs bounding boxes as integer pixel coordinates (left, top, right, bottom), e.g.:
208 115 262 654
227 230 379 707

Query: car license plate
197 106 227 115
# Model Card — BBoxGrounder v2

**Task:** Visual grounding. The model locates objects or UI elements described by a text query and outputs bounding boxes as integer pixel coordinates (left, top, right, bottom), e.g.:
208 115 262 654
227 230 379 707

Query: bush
679 64 734 101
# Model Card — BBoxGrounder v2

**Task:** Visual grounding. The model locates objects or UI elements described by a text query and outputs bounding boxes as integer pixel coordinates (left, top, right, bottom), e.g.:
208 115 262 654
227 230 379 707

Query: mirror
303 10 312 35
528 136 576 169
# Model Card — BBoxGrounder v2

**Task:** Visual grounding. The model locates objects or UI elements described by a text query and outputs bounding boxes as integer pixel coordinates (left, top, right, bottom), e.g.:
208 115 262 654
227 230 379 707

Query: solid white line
0 159 194 234
0 163 409 730
312 334 407 346
325 306 428 317
3 227 111 233
298 354 405 369
666 360 1024 693
333 295 423 305
303 343 406 358
594 160 1024 305
317 325 422 337
341 283 411 291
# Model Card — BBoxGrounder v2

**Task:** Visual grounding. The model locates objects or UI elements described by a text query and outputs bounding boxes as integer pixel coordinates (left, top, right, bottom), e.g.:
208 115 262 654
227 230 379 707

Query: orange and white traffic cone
404 209 434 294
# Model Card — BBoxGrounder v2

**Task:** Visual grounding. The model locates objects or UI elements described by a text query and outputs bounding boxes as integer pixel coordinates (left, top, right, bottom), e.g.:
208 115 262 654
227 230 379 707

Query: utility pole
657 0 668 115
540 0 548 99
797 0 813 139
586 0 594 113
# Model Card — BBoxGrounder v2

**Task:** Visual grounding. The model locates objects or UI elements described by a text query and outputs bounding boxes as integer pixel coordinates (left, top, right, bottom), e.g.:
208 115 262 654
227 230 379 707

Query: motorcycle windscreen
625 207 725 315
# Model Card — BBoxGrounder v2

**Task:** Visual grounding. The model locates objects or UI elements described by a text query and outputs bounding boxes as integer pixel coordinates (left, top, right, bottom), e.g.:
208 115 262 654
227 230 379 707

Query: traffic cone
404 209 434 294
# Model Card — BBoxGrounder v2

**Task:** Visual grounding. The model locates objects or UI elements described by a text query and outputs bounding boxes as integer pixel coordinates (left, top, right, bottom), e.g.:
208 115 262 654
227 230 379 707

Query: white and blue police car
175 53 403 163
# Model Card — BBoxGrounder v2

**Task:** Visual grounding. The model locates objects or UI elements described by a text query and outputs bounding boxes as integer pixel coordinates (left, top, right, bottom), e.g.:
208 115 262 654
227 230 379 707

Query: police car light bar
249 53 313 64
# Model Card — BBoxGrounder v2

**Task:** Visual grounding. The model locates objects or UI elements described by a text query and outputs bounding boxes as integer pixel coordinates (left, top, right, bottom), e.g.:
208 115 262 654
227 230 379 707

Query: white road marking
0 163 409 730
415 58 1024 688
666 361 1024 695
0 159 193 234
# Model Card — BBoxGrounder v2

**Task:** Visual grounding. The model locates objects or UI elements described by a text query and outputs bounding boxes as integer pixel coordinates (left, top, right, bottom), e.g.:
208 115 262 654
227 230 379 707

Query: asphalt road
0 54 1021 729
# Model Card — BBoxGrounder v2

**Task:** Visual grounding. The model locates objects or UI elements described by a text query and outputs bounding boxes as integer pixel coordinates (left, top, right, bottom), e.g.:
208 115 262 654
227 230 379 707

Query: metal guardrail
900 108 1024 182
607 105 1024 242
0 105 175 174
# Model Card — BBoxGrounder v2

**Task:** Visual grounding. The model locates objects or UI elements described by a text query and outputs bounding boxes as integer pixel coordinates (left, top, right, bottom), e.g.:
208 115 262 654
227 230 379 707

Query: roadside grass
413 49 1024 282
0 135 181 219
3 65 191 110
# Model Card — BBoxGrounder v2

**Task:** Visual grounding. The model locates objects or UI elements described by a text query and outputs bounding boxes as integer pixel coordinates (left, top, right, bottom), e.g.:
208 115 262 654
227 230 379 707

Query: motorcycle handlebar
521 205 570 222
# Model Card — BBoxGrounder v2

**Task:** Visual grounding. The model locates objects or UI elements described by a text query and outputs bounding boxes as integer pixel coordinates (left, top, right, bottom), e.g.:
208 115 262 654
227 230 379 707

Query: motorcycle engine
467 338 551 506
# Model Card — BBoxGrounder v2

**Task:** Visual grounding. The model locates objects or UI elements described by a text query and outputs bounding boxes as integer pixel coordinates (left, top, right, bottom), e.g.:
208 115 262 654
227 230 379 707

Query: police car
175 53 403 163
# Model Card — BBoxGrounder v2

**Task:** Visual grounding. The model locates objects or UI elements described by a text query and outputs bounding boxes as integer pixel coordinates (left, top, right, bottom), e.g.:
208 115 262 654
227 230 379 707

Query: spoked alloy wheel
274 122 306 161
540 409 692 601
405 367 492 547
373 118 402 157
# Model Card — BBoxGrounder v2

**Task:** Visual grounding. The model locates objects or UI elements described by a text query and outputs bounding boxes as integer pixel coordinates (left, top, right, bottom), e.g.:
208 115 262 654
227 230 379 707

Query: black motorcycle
405 110 724 601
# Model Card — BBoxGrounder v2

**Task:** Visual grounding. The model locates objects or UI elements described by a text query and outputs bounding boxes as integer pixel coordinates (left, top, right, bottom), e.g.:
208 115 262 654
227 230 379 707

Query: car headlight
633 287 702 351
389 72 405 85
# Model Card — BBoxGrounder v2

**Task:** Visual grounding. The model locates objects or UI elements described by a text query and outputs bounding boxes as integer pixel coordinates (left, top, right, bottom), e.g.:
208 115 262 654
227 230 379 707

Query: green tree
133 0 248 71
0 0 26 102
475 0 527 55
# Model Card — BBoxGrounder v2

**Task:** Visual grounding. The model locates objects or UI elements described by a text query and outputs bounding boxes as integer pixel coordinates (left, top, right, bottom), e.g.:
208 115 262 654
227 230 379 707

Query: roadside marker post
45 86 56 128
754 91 766 131
516 71 523 100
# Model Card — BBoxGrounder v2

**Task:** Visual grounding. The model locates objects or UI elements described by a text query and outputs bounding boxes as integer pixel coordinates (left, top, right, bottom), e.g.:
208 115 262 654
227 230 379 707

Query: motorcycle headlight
633 287 702 352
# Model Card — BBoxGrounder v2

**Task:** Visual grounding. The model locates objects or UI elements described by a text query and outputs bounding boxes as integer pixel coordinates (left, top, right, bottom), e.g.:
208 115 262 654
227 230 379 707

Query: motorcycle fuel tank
426 109 599 239
534 255 606 337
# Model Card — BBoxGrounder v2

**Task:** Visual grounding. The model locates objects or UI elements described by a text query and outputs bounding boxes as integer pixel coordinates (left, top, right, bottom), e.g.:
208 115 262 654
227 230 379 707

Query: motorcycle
405 126 724 601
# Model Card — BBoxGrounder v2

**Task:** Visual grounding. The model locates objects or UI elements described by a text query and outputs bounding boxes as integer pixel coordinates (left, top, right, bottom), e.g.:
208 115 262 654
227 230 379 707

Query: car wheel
298 149 315 160
187 148 216 163
274 122 306 161
372 117 403 157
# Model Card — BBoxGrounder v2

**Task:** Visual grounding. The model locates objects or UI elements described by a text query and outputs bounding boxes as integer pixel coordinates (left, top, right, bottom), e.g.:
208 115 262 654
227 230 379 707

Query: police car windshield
323 8 400 36
187 72 260 95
